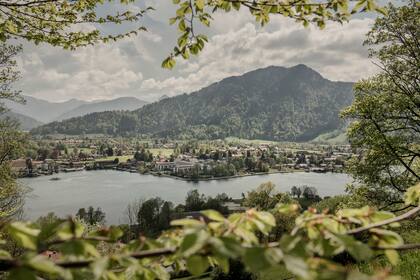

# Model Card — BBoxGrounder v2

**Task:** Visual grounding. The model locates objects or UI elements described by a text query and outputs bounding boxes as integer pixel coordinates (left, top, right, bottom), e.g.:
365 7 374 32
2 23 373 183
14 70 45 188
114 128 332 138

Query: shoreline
20 167 346 182
148 169 312 182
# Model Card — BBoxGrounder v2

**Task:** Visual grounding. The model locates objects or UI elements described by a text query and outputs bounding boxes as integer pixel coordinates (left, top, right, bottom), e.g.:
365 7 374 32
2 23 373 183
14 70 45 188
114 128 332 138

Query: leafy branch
163 0 385 68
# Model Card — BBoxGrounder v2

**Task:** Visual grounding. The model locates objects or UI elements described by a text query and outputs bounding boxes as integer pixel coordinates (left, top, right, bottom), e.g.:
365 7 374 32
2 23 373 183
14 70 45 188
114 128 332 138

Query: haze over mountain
4 95 148 124
1 111 44 131
55 97 148 121
31 65 354 141
4 95 87 123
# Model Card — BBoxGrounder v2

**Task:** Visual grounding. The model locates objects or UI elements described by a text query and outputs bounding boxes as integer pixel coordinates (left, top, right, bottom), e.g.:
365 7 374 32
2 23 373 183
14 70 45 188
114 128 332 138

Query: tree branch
347 206 420 235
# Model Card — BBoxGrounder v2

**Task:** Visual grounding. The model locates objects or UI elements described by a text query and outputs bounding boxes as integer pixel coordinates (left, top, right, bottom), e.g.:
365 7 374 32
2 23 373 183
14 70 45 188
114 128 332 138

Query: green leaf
179 231 209 256
243 247 272 272
334 234 373 261
195 0 205 10
108 226 123 241
212 255 229 273
170 218 202 227
201 210 225 222
276 203 299 215
404 184 420 206
161 57 176 69
255 211 275 227
385 249 399 265
283 255 309 279
91 257 109 280
178 20 186 31
8 222 40 250
8 267 37 280
56 220 84 240
27 255 71 279
186 255 209 275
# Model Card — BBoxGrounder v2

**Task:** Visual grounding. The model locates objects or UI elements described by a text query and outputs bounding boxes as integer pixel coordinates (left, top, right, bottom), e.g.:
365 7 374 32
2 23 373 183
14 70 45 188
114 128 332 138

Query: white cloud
16 3 380 102
137 17 379 97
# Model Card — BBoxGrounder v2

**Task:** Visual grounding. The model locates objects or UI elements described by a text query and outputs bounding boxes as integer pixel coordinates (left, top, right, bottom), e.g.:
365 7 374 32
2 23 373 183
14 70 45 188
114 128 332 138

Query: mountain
159 94 170 101
31 65 355 141
4 95 87 123
1 111 44 131
55 97 148 121
4 95 148 123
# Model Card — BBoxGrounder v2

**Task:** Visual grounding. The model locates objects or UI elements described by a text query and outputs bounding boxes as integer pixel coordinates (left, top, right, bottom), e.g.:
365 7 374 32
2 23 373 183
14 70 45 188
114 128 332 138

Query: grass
224 137 280 145
78 148 93 154
96 155 133 163
149 148 173 157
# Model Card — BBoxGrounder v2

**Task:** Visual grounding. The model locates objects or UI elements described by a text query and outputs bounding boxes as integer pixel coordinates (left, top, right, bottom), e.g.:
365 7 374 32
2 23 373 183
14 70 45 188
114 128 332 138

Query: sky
15 1 383 103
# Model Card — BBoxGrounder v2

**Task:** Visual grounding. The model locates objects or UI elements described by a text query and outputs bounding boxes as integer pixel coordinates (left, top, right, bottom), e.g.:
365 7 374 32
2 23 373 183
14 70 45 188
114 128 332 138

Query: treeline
70 182 326 239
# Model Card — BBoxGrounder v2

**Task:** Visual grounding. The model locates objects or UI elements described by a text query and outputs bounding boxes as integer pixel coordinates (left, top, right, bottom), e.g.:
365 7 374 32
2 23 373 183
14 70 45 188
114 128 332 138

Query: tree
0 1 150 50
185 189 205 211
136 197 174 237
301 185 318 200
106 147 113 157
158 201 173 230
0 44 22 110
124 199 144 226
0 44 26 221
76 206 106 225
342 2 420 209
291 185 302 198
243 181 279 210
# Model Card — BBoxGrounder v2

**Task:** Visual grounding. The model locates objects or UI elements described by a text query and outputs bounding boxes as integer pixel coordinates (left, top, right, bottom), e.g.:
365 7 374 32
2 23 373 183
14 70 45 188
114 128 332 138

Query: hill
4 95 87 123
31 65 354 141
55 97 148 121
1 111 44 131
4 95 148 123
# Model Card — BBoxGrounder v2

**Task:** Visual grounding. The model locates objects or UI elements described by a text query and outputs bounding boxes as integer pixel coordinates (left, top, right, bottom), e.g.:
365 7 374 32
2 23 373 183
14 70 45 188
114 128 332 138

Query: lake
20 170 352 224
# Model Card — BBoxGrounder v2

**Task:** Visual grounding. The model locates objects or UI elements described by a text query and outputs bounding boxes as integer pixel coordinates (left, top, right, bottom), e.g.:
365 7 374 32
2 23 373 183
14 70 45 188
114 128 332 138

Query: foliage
184 190 229 213
137 197 173 237
312 195 349 214
31 65 354 141
341 2 420 209
134 149 153 162
0 184 418 279
0 43 22 111
76 206 106 226
0 44 26 221
0 0 151 50
163 0 385 68
243 182 286 210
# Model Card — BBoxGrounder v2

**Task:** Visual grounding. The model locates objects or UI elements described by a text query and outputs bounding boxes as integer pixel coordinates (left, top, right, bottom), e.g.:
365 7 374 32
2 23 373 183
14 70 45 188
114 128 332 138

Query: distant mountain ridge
4 95 148 125
4 95 87 123
55 97 148 121
31 65 355 141
1 111 44 131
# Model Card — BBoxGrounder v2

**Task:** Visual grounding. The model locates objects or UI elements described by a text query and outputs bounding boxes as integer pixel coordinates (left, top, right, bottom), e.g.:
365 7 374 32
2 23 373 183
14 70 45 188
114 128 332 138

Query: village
11 137 353 180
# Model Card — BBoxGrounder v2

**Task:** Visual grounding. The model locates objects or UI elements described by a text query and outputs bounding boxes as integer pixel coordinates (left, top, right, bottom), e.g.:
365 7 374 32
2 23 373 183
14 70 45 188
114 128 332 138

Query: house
173 160 195 173
155 161 175 171
222 202 247 213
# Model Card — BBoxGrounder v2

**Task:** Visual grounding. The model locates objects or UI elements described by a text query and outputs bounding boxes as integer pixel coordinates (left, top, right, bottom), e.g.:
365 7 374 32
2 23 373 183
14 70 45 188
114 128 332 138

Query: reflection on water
20 170 352 224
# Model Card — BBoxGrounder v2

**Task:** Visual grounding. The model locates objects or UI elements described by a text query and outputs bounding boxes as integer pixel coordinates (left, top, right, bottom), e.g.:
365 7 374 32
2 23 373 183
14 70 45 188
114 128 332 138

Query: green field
96 155 133 163
149 148 173 157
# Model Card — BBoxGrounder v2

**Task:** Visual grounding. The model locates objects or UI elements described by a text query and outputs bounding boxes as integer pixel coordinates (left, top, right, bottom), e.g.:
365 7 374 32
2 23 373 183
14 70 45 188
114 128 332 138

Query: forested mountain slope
31 65 354 141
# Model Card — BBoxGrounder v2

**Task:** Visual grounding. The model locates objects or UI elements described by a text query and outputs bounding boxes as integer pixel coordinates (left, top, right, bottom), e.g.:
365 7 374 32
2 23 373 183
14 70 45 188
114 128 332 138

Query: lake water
20 170 352 224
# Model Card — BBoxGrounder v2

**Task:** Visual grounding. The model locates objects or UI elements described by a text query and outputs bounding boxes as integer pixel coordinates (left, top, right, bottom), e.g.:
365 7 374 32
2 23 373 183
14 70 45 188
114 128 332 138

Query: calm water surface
20 170 352 224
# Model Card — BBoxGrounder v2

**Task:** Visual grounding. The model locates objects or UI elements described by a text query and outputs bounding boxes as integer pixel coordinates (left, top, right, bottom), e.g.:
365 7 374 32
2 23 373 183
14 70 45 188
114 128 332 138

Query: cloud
15 3 380 102
138 17 379 97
